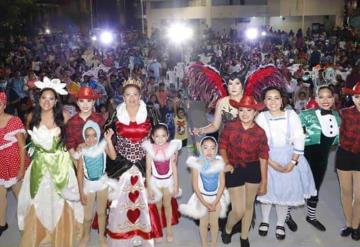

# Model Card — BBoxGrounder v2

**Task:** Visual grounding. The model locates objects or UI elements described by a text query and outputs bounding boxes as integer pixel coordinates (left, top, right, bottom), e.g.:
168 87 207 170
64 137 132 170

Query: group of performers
0 71 359 247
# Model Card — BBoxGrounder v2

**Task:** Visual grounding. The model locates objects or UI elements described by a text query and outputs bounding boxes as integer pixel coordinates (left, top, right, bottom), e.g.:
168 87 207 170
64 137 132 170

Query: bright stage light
167 23 193 44
45 28 51 34
91 35 97 41
245 28 259 40
100 31 113 45
261 31 267 36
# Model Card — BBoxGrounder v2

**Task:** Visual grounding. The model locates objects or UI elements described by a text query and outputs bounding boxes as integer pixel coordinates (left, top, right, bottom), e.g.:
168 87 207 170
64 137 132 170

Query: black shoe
0 223 8 237
221 229 232 244
340 226 352 237
351 228 360 241
306 217 326 231
285 215 298 232
240 238 250 247
275 225 286 240
258 222 269 236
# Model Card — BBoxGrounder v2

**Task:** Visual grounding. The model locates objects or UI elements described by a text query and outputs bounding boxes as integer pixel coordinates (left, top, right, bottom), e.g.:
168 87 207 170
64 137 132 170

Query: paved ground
1 103 359 246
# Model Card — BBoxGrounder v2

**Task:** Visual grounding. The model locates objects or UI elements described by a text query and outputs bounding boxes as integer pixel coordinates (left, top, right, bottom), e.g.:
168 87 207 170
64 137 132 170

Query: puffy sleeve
288 110 305 154
9 116 26 133
255 112 269 138
186 156 202 171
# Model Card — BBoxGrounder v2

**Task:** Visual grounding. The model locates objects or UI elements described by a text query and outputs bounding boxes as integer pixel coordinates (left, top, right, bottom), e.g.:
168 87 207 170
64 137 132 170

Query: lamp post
90 0 94 31
140 0 145 34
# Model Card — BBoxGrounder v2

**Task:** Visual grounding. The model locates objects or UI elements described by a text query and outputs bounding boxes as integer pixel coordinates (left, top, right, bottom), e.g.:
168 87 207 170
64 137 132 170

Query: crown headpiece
123 77 143 89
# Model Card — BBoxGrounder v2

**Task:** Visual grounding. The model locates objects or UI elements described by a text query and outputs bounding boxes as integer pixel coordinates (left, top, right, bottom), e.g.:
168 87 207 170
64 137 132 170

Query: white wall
146 0 344 36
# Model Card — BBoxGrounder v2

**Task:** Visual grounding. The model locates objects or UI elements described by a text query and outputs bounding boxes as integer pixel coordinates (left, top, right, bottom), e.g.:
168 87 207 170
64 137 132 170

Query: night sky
94 0 138 29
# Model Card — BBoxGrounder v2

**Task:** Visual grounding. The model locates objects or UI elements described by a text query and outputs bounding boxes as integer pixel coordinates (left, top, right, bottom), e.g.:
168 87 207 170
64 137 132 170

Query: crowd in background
0 25 359 144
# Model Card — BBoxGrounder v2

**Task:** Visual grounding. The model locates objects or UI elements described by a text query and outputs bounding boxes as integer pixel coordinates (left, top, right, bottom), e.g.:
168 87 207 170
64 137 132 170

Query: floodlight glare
261 31 267 36
91 35 97 41
167 23 193 44
100 31 113 45
45 28 51 34
245 28 259 40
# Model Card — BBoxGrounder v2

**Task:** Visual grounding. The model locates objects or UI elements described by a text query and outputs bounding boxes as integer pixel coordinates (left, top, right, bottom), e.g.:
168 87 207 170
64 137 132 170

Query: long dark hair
30 88 65 143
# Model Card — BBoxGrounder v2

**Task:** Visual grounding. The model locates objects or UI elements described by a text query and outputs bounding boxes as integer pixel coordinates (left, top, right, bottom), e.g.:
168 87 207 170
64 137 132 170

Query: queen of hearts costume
179 155 230 219
17 125 83 247
105 99 159 247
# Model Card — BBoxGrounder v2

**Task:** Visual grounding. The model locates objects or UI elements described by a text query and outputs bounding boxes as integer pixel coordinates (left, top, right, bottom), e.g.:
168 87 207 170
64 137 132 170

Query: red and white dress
0 116 28 188
107 100 154 247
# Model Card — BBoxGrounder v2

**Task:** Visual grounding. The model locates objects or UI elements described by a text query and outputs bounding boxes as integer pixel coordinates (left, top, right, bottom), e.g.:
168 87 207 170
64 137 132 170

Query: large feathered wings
244 65 288 101
184 63 227 110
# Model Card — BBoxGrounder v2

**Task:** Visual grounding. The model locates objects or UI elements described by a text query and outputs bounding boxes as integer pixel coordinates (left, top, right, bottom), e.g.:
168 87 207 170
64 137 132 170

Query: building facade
145 0 344 36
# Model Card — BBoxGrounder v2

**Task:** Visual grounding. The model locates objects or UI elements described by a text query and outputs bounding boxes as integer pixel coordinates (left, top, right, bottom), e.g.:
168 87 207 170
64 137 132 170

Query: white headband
35 76 68 95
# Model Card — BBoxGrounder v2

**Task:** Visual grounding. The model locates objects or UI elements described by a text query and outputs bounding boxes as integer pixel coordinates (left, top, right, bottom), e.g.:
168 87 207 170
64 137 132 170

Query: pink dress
0 116 28 188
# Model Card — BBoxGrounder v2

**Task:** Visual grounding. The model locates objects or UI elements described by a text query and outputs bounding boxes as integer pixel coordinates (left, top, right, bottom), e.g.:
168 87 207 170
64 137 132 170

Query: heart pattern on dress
130 175 139 185
127 208 140 224
128 190 140 203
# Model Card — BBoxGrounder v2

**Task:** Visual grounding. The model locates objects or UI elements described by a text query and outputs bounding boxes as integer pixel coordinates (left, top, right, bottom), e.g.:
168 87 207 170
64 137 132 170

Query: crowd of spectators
0 25 359 138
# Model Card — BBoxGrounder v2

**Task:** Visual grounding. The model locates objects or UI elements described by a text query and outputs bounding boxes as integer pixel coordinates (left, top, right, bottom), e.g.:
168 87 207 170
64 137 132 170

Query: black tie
320 109 332 115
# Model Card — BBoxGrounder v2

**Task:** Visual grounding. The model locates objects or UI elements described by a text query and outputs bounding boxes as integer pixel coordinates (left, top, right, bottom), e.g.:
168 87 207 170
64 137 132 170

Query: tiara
123 77 143 89
34 77 68 95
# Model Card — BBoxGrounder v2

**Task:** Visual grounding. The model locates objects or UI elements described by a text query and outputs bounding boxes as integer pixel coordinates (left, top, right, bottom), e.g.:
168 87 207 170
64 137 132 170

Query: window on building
151 0 206 9
212 0 267 5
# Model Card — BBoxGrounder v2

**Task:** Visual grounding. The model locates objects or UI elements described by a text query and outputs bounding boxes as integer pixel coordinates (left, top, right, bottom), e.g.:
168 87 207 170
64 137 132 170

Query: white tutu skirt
83 175 109 194
179 190 230 219
257 146 317 206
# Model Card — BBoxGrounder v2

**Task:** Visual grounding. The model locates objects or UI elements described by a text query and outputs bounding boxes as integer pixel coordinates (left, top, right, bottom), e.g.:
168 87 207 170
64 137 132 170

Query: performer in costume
17 77 83 247
336 82 360 241
105 78 159 247
299 85 340 231
142 123 182 243
77 120 117 247
256 86 316 240
219 96 269 247
0 92 29 237
65 86 105 160
179 136 229 247
193 77 242 136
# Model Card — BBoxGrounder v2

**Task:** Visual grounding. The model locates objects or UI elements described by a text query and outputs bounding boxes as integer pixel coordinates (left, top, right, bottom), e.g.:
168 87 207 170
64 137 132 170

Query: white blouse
256 109 305 154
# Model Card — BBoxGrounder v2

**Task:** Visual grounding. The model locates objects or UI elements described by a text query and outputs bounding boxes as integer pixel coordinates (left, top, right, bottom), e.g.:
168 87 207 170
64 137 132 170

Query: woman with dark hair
299 85 341 232
255 86 316 240
105 78 159 246
193 77 243 136
17 77 83 247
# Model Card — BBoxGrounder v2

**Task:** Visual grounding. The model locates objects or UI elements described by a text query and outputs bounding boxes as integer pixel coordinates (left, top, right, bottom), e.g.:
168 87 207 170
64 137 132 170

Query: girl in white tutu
142 123 182 243
77 120 117 247
179 136 229 247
